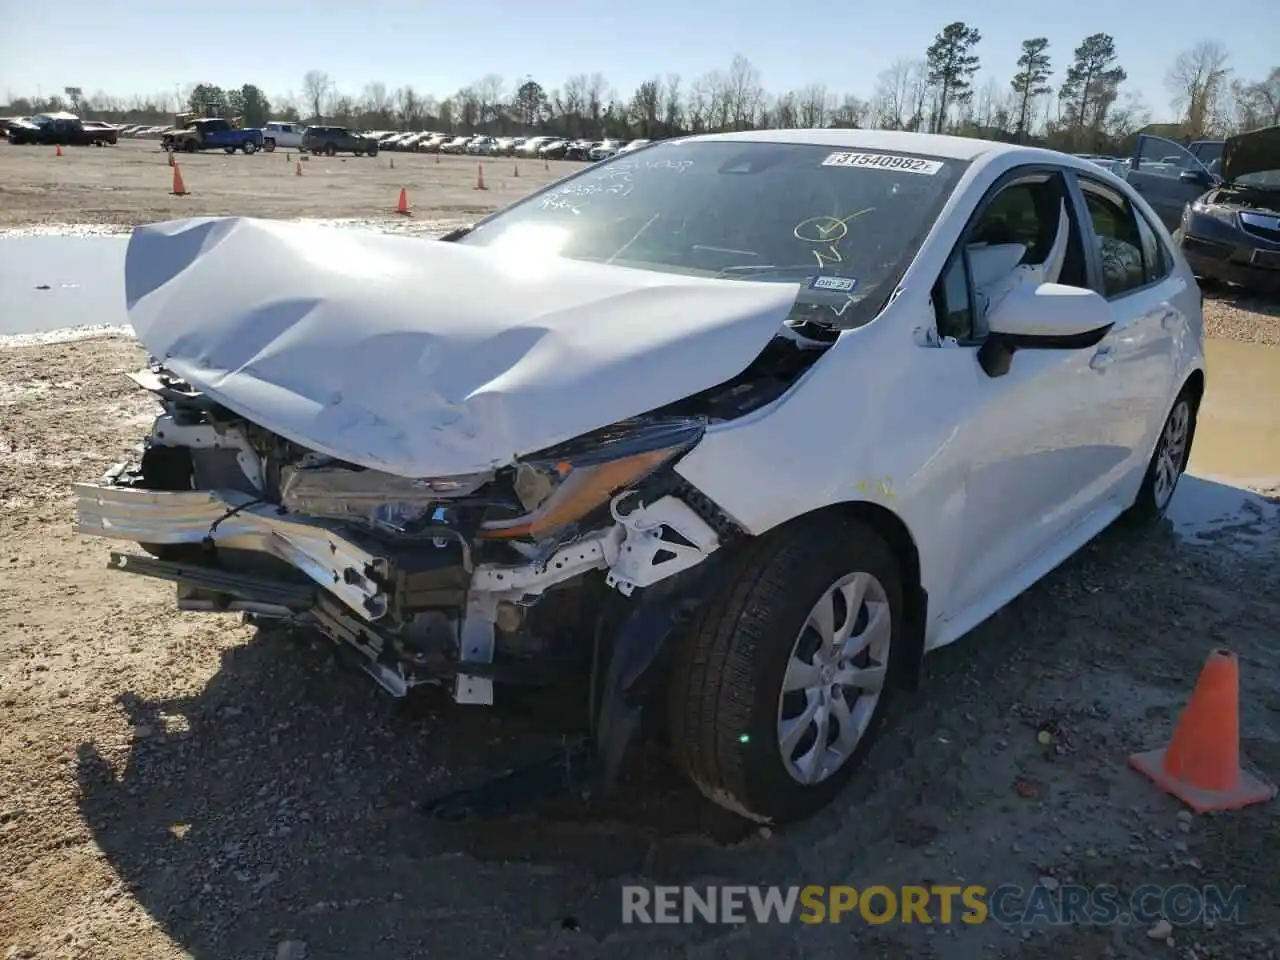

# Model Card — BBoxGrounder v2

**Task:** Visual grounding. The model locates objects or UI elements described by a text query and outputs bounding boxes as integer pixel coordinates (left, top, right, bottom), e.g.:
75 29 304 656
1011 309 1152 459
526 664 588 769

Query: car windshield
458 139 967 328
1237 169 1280 190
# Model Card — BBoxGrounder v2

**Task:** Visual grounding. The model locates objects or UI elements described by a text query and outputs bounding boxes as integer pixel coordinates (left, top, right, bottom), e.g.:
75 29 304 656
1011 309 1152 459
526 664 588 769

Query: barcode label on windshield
822 152 944 175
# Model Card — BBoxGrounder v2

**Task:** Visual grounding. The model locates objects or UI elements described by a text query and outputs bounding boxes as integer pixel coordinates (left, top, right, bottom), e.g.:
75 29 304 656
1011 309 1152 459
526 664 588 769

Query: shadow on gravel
69 488 1280 959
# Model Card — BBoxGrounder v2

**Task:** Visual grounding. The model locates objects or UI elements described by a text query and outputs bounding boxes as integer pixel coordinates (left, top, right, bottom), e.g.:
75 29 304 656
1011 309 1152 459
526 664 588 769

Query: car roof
678 128 1125 177
682 128 1023 161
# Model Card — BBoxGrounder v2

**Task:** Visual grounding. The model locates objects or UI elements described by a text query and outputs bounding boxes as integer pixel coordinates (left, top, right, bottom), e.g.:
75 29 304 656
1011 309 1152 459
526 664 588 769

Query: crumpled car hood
124 217 801 478
1222 124 1280 184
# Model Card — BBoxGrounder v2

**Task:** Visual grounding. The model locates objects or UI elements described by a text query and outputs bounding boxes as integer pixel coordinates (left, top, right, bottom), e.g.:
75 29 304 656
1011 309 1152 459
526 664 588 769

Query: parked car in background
80 120 120 145
616 138 651 156
162 118 263 154
1176 124 1280 292
78 129 1205 826
441 136 472 154
260 121 305 153
588 139 623 161
538 138 569 159
518 136 554 157
467 136 499 156
300 125 380 156
564 139 597 161
7 113 104 146
1188 139 1225 176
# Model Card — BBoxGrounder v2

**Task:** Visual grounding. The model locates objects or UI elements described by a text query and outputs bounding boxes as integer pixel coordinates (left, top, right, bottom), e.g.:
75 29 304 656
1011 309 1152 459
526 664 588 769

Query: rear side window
1079 182 1146 298
1134 208 1172 284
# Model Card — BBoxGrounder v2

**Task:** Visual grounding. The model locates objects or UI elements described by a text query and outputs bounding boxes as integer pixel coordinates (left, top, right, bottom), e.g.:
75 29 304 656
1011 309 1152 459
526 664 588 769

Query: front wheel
1126 389 1198 523
353 149 363 157
263 138 276 153
242 141 257 154
224 145 236 154
668 516 904 824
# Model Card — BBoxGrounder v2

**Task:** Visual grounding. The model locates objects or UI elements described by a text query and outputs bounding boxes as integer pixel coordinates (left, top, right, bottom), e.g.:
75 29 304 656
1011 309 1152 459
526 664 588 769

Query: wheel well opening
1183 369 1205 411
827 501 921 595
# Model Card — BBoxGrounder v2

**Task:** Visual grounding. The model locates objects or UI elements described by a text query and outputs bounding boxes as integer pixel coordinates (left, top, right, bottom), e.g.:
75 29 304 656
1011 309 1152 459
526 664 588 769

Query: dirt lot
2 137 1280 960
0 138 574 229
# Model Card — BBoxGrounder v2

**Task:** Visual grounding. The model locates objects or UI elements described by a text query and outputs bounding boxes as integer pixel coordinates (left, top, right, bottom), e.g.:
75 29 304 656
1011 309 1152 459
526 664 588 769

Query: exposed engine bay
77 330 826 709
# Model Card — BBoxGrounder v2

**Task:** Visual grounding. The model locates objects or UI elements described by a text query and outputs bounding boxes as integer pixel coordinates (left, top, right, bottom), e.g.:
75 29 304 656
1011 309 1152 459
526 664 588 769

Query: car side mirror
978 282 1114 378
1179 168 1213 187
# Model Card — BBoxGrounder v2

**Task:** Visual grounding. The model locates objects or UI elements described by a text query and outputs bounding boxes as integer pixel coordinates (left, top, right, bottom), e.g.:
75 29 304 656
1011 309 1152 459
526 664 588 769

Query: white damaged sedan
76 129 1205 824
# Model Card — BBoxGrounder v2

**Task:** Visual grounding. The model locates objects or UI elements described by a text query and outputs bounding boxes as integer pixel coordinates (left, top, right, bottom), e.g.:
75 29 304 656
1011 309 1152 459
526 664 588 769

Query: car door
928 168 1121 617
1123 135 1218 232
1073 175 1181 491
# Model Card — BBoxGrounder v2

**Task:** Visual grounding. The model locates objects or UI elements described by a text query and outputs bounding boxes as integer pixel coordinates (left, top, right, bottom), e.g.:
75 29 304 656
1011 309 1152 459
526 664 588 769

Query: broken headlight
479 417 706 541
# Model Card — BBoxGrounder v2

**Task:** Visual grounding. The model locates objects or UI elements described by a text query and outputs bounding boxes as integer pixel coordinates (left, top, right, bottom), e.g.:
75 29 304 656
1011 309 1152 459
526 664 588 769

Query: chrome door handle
1090 346 1116 371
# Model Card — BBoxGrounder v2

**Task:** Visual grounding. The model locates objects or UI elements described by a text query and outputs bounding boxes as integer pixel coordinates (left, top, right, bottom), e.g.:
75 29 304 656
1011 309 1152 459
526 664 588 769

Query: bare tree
362 82 392 123
586 73 610 134
302 70 331 122
1230 68 1280 131
685 74 712 133
725 55 764 130
471 74 505 126
662 74 683 134
1165 41 1231 138
872 59 915 129
796 83 830 128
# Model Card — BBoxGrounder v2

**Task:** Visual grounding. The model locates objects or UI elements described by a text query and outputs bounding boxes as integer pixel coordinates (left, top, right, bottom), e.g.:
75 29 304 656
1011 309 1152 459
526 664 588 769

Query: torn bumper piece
73 478 723 708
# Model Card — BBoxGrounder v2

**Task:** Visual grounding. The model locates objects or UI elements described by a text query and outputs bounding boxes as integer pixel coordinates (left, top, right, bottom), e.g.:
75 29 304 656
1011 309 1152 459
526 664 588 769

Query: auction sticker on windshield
822 152 944 175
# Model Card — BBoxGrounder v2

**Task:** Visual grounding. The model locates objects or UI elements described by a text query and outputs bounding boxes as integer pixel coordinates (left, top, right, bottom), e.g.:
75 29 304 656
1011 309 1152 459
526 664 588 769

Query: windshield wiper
714 264 816 279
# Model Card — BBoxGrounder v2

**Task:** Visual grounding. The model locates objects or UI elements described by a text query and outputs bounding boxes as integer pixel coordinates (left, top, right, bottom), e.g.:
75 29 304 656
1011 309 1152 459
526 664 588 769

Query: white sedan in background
75 129 1203 824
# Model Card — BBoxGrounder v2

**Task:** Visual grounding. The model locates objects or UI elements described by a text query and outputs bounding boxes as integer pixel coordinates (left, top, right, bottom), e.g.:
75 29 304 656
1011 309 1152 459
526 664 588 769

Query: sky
1 0 1275 118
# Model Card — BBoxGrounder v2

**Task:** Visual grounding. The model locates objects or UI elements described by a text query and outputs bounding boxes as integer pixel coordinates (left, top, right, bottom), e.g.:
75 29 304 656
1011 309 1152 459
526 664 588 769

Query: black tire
263 138 276 153
184 139 197 153
1126 385 1198 524
224 145 236 154
325 144 337 157
668 515 905 824
353 149 363 157
242 141 257 154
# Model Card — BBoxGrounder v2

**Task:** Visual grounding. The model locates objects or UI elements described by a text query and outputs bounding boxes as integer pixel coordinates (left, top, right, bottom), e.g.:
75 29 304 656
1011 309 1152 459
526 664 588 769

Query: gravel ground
2 138 1280 960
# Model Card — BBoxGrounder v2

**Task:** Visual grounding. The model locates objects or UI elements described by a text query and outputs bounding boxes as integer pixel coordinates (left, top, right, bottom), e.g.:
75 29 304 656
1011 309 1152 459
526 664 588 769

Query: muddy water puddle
1190 338 1280 484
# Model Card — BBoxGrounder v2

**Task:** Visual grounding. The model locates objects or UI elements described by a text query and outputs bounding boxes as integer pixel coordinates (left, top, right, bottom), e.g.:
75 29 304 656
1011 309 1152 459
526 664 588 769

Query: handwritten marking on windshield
793 209 875 268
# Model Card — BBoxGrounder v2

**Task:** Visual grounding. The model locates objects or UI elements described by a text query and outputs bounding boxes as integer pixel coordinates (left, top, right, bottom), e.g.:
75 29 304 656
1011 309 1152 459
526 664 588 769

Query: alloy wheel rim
1153 400 1190 510
776 571 891 786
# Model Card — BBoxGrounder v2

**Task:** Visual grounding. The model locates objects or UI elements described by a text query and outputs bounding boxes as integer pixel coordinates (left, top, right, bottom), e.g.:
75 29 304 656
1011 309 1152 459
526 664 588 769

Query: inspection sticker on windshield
822 152 944 175
809 275 857 292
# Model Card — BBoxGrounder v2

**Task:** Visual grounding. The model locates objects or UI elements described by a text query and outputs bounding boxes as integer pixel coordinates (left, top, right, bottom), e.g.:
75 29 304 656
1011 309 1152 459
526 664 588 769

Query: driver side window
931 171 1087 343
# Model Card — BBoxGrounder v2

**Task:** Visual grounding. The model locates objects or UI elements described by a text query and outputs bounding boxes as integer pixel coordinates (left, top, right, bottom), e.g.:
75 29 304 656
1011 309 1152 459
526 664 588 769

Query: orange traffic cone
396 188 410 215
513 163 519 178
55 145 63 157
475 163 486 190
295 161 302 177
171 161 188 196
1129 649 1277 812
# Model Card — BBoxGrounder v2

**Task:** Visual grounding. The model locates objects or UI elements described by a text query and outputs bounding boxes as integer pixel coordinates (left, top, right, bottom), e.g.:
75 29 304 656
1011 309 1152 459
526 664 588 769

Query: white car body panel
674 136 1205 651
123 217 800 478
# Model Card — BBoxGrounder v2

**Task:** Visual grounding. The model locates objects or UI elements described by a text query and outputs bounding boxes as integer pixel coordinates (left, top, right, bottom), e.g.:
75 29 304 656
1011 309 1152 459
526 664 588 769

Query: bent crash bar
72 482 393 621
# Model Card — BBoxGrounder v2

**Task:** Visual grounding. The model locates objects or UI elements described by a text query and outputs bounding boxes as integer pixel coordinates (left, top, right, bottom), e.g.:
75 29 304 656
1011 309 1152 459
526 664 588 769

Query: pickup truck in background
162 118 264 154
259 120 305 152
7 113 109 146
